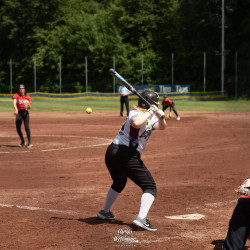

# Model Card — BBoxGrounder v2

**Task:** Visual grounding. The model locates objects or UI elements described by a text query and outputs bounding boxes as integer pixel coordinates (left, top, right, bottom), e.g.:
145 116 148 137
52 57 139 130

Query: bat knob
109 68 116 75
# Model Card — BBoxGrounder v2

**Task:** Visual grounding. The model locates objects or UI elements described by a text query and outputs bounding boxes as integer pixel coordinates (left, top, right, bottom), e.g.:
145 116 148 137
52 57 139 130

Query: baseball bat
109 68 165 119
109 68 152 107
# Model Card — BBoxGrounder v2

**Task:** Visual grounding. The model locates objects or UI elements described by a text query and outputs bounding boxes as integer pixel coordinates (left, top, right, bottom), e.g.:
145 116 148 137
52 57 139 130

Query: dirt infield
0 110 249 250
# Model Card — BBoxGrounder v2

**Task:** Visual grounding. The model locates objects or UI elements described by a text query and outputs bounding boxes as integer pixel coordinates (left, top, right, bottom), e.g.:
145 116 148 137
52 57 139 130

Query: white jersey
113 109 159 154
119 85 131 95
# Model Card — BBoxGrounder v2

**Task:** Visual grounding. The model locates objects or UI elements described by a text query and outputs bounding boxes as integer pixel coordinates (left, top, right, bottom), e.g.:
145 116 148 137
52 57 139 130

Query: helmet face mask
138 90 159 109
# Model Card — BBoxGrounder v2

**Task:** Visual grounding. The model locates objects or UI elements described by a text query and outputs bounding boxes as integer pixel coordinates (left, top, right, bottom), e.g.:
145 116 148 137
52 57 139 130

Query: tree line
0 0 249 98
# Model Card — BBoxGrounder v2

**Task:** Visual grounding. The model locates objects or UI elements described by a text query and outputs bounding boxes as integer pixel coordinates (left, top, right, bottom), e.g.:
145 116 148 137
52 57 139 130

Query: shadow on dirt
211 240 224 250
51 216 143 231
77 217 133 227
0 144 20 147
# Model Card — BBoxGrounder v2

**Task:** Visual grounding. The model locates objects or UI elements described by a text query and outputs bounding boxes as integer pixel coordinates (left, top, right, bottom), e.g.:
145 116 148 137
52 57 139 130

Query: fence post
10 59 12 94
235 51 237 99
204 52 206 93
85 56 88 92
34 57 37 93
171 53 174 86
141 54 143 85
59 56 62 94
221 0 225 94
113 55 115 93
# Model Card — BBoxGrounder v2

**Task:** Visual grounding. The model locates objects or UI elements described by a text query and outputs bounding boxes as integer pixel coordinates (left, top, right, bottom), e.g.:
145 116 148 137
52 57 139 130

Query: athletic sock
138 193 155 219
103 187 120 213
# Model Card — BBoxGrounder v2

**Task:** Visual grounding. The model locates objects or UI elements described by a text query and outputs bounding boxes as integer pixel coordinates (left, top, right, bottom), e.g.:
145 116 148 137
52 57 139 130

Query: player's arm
13 99 18 115
124 90 131 96
120 90 130 97
131 105 162 128
131 112 152 129
153 118 166 130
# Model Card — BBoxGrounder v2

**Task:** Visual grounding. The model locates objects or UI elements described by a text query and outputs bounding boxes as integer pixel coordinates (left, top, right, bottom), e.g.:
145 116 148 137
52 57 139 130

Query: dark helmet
138 90 159 109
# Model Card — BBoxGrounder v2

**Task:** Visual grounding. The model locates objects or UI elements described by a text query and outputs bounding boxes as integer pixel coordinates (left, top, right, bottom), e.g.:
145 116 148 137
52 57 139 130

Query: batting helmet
138 90 159 109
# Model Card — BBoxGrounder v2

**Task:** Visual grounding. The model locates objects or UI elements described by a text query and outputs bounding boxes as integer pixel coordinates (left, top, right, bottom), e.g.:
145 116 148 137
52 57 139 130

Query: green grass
1 100 250 112
176 100 250 112
0 101 120 112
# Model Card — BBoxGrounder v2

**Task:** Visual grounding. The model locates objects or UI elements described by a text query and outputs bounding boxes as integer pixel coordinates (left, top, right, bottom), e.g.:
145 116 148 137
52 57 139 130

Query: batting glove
156 109 165 119
147 105 158 115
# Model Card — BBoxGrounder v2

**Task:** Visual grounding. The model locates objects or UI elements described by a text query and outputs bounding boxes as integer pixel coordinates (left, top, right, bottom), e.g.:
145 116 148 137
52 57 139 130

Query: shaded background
0 0 249 98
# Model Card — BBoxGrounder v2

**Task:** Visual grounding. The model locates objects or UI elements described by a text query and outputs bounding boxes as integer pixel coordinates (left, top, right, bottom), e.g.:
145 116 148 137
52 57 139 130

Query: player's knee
144 183 157 197
111 181 126 193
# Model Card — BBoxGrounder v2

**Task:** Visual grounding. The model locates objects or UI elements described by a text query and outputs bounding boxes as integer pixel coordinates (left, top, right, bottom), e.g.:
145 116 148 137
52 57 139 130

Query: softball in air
86 107 92 114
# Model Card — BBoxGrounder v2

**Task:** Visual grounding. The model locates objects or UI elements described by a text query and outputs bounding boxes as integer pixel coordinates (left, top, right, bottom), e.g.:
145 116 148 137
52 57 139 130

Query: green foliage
0 0 249 97
39 83 60 93
0 0 61 92
74 82 83 93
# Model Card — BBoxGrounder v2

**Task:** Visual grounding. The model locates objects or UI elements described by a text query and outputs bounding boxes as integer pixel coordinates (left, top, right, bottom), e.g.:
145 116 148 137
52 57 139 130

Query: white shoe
133 216 157 231
177 117 180 120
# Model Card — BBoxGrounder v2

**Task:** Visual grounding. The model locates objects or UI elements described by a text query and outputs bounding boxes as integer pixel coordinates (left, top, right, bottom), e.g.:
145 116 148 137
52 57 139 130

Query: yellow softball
86 107 92 114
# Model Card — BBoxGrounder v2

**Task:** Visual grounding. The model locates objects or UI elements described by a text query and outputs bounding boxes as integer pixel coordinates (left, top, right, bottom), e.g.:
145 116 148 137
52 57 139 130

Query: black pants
16 110 31 144
105 143 157 197
163 102 179 117
120 96 129 116
223 198 250 250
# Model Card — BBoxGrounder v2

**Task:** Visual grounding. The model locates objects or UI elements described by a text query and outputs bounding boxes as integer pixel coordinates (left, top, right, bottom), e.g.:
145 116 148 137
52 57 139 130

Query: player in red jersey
12 84 32 148
162 95 180 120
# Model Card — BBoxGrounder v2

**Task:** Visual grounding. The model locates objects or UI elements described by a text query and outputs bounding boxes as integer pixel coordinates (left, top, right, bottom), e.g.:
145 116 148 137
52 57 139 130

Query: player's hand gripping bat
109 68 165 119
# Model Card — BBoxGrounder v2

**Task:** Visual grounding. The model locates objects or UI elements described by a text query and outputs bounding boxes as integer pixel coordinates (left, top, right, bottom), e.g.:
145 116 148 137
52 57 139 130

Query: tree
0 0 60 92
0 0 249 96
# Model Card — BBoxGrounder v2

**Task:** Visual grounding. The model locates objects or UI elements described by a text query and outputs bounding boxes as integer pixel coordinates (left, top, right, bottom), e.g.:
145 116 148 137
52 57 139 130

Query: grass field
0 100 250 112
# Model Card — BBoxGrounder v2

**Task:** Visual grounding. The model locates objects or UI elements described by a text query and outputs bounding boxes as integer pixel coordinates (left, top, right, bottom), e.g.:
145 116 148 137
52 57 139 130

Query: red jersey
162 98 173 106
240 195 250 199
13 93 32 111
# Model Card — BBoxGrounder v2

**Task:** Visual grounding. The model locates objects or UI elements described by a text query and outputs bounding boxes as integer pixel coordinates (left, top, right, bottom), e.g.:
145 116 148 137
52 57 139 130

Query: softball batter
97 90 166 231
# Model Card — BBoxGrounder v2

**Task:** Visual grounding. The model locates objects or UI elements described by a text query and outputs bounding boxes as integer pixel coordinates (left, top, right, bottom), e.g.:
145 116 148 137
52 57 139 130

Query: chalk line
0 203 79 215
0 134 112 154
